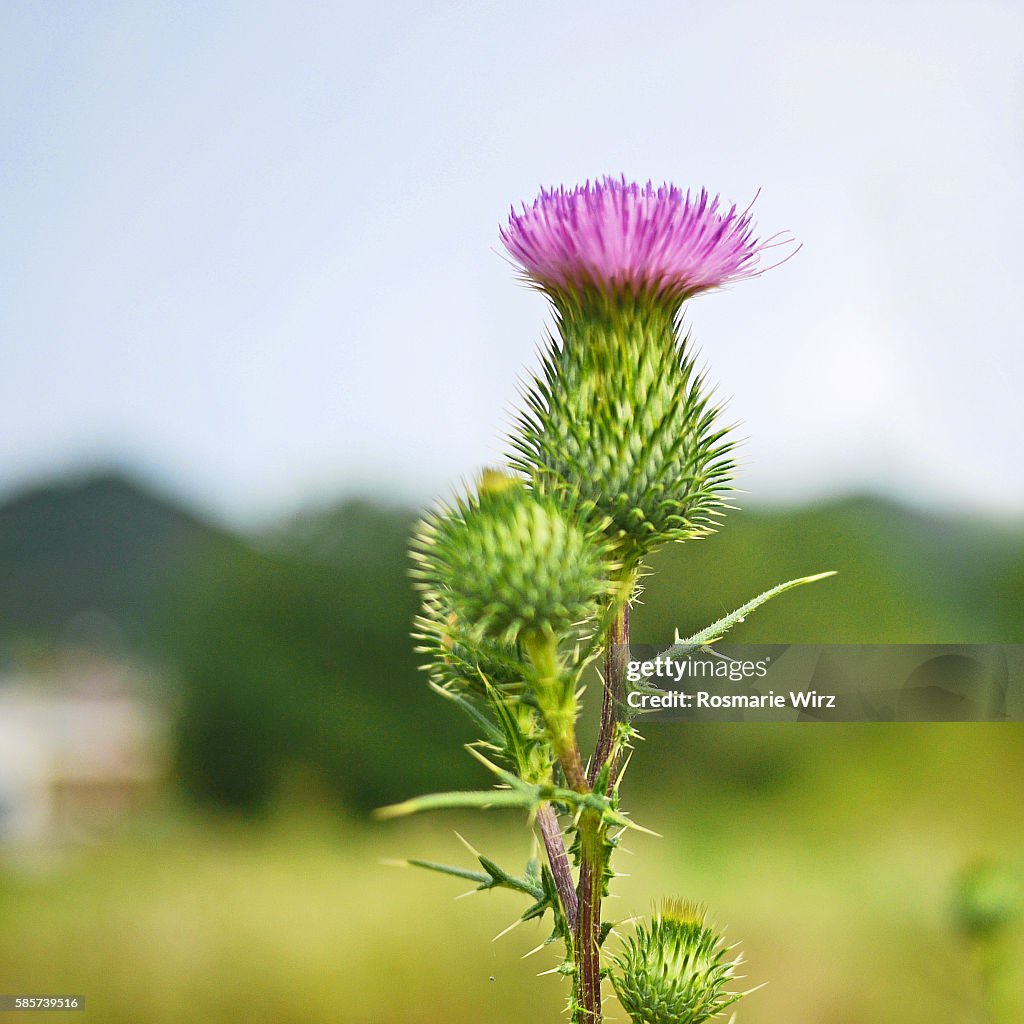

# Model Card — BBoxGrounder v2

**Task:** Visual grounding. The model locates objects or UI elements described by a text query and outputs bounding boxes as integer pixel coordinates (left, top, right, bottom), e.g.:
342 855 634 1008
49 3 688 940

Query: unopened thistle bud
503 177 790 566
611 900 745 1024
411 473 614 648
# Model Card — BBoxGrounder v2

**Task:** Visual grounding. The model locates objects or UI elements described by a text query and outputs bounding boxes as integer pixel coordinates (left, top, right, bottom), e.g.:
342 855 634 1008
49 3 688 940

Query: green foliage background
0 474 1022 1023
168 490 1024 814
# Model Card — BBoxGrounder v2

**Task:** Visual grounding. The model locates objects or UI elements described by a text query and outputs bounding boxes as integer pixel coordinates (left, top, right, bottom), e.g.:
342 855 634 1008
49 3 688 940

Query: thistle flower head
501 176 781 307
611 900 745 1024
411 472 614 647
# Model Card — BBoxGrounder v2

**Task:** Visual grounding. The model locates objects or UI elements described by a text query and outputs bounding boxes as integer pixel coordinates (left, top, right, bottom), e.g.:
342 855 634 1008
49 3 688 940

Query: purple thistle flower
501 175 791 303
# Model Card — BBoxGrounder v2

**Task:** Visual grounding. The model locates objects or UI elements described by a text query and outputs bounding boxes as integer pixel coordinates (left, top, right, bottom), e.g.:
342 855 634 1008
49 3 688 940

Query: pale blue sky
2 1 1022 524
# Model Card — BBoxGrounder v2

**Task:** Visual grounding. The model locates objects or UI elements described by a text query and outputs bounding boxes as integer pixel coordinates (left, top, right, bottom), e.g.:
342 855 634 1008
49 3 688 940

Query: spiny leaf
375 789 540 819
407 853 546 900
378 749 654 835
478 855 545 899
464 746 655 833
409 852 570 950
660 571 836 659
406 859 494 887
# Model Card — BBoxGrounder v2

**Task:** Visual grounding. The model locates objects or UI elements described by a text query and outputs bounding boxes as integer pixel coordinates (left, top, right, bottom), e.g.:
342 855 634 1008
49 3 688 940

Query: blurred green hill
0 472 245 647
1 472 1021 814
638 497 1024 645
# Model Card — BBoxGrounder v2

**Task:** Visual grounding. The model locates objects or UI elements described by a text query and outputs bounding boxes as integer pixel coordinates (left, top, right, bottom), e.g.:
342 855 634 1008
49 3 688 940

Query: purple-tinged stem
523 630 605 1023
575 813 604 1023
573 596 632 1024
536 804 578 932
589 601 630 790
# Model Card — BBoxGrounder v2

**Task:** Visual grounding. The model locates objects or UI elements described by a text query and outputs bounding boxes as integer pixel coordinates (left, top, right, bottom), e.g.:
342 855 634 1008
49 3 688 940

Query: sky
2 0 1023 525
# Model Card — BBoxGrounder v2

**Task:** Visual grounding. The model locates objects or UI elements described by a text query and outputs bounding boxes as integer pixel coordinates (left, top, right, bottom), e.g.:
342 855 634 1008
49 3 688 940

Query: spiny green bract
414 590 528 699
411 473 615 648
611 900 744 1024
510 295 734 567
413 592 556 785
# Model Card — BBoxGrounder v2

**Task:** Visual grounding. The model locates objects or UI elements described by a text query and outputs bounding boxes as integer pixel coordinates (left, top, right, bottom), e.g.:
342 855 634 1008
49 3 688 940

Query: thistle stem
523 632 604 1022
589 595 631 790
536 804 578 932
523 632 589 793
573 585 633 1024
574 812 605 1023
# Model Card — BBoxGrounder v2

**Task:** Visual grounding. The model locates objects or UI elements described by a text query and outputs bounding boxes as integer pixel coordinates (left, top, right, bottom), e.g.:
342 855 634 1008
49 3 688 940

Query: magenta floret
501 176 787 302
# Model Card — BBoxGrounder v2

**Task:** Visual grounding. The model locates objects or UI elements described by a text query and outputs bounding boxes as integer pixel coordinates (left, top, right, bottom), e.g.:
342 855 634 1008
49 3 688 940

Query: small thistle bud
478 466 520 496
611 900 745 1024
411 473 614 647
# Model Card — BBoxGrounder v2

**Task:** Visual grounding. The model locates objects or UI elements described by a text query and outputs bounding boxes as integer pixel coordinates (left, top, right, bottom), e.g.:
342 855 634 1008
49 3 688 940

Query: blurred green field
2 478 1023 1022
2 724 1022 1024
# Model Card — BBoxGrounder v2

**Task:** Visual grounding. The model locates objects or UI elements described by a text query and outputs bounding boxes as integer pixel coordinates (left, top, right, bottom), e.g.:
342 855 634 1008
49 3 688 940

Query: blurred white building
0 659 166 845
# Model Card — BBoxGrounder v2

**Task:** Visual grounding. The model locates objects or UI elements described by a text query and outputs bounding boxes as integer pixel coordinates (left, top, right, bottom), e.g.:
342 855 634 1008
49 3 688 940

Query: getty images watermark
622 645 1024 722
625 652 813 711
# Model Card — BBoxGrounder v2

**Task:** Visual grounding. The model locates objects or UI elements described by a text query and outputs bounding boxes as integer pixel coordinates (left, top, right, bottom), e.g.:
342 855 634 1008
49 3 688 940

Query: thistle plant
381 176 831 1023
